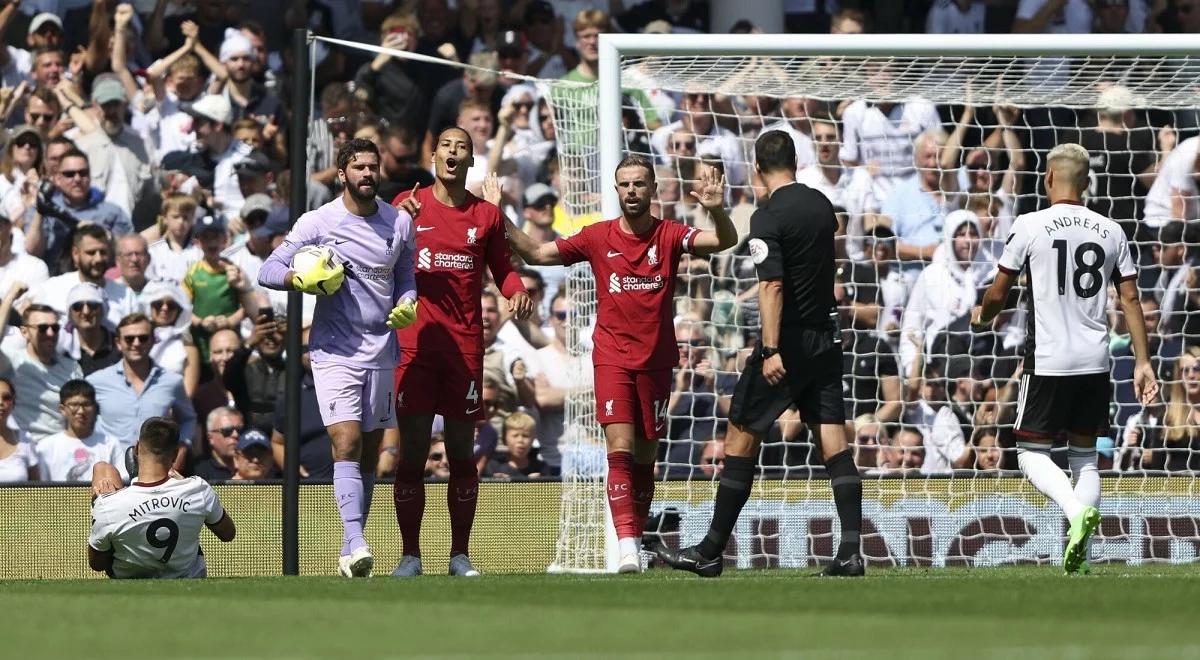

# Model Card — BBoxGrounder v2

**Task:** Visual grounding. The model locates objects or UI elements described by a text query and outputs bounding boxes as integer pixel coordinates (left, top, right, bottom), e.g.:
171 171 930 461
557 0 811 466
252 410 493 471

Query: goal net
551 34 1200 572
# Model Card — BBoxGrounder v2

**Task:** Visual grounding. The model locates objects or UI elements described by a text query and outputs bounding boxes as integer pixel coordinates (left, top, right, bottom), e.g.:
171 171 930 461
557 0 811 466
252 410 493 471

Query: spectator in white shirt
35 379 124 482
0 291 83 443
899 210 990 376
146 193 203 285
0 377 37 482
903 363 971 474
530 291 573 467
1144 135 1200 230
115 233 150 296
171 94 250 218
651 92 747 189
25 224 137 328
839 90 942 192
796 114 850 210
760 96 818 172
0 212 48 296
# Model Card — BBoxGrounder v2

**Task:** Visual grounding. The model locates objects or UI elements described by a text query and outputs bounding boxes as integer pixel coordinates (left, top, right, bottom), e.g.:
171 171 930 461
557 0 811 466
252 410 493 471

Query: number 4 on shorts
466 380 480 404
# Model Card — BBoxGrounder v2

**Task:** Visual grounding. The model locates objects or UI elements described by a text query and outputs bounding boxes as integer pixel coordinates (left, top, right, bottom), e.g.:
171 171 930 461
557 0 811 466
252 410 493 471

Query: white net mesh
550 47 1200 572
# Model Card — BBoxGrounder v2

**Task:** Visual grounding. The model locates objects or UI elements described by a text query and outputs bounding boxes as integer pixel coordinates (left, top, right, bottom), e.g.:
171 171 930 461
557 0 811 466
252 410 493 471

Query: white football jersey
998 202 1136 376
88 476 225 579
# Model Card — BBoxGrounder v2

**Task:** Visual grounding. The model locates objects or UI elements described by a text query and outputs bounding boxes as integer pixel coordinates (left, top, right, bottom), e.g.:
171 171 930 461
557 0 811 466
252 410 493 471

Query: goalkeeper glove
387 298 418 329
292 255 345 295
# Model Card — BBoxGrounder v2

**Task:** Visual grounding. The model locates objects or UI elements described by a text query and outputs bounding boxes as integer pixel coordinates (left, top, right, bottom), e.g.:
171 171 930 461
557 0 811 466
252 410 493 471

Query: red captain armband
498 271 526 299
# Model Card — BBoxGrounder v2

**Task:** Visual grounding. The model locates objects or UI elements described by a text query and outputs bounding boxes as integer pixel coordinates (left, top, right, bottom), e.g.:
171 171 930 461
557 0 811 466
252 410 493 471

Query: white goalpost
549 33 1200 574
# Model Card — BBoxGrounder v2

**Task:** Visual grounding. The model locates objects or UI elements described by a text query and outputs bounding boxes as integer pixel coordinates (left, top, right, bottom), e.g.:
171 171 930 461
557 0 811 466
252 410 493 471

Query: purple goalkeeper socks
334 461 367 556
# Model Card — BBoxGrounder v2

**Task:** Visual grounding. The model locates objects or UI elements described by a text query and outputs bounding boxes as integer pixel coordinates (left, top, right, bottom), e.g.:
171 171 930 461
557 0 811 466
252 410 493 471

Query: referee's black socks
825 449 863 560
696 455 757 561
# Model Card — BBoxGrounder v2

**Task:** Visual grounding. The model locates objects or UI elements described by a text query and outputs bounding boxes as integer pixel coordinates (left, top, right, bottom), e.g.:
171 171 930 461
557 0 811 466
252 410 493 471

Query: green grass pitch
5 565 1200 659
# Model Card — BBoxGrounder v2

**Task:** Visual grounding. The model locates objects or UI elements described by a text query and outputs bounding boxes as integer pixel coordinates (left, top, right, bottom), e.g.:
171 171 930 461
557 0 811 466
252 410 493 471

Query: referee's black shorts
728 327 846 434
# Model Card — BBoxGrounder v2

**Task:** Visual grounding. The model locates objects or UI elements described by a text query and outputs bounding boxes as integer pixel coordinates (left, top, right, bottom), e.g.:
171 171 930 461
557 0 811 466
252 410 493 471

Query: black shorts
728 327 846 434
1014 372 1111 439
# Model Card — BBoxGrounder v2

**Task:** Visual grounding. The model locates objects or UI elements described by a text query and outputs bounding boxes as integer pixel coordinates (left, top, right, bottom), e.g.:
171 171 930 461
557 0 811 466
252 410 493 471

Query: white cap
28 13 62 37
187 94 233 126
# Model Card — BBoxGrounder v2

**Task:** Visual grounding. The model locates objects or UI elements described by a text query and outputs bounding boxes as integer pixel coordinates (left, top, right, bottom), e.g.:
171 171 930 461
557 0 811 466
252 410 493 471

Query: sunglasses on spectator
686 338 709 347
70 301 100 313
526 287 542 296
121 333 151 346
151 300 181 313
856 435 876 443
13 138 38 149
672 140 696 150
512 101 534 110
25 323 59 335
428 452 444 461
29 112 56 123
483 399 497 408
0 393 14 402
63 400 97 412
552 310 568 321
215 425 244 437
58 169 88 179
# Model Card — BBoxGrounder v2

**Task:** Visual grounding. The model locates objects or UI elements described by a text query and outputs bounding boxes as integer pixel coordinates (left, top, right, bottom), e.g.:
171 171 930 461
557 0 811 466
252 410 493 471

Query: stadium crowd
0 0 1195 485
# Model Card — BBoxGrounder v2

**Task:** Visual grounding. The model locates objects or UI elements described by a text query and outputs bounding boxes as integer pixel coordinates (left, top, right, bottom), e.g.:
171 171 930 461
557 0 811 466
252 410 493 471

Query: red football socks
448 459 479 556
632 461 655 533
607 451 639 539
392 461 425 557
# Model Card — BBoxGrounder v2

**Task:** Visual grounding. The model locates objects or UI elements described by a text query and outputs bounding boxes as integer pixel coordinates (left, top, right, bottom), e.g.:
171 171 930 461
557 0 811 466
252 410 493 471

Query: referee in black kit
653 130 864 578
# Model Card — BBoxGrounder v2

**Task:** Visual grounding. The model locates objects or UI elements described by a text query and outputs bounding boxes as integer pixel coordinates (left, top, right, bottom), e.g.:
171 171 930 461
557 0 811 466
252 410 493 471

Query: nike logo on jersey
608 494 629 501
465 407 481 414
332 239 349 245
607 250 622 258
416 226 435 232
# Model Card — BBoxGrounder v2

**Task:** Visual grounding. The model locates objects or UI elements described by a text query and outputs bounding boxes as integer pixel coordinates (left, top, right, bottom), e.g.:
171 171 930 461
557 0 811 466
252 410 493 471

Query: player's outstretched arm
689 168 738 255
503 216 563 266
1118 277 1162 406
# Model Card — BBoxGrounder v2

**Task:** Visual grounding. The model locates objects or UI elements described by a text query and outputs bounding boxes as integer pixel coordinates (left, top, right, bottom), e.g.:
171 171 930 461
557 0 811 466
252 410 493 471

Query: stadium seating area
0 0 1194 487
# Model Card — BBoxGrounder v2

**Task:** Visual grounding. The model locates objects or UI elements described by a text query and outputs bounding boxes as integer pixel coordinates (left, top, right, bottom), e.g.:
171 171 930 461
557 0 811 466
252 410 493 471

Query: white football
291 245 333 273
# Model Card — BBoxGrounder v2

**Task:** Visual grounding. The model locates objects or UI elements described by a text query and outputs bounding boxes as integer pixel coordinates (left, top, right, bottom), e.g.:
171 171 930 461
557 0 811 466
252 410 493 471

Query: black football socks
696 455 756 561
826 449 863 560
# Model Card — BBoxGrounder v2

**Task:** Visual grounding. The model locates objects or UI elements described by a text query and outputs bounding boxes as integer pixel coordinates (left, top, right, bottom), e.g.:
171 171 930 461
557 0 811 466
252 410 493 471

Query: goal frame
596 32 1200 218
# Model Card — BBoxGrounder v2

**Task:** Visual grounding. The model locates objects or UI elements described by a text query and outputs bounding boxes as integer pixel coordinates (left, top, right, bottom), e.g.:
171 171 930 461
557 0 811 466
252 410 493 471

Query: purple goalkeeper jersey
259 196 417 368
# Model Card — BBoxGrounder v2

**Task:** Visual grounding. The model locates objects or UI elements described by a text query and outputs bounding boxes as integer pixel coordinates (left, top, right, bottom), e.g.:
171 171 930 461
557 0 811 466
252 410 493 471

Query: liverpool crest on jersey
467 227 478 245
647 244 659 266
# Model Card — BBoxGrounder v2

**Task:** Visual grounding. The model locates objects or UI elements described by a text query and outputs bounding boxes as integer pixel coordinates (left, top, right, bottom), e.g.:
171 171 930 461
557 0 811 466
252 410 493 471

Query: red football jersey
392 186 523 356
556 218 699 370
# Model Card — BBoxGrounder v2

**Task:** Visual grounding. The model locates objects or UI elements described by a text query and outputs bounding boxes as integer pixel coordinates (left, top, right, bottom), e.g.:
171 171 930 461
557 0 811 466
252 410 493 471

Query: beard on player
341 152 381 203
433 128 473 192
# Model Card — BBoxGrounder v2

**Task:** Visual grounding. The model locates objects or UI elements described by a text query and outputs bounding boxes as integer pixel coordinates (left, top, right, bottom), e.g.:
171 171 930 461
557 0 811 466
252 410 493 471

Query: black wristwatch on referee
760 346 779 359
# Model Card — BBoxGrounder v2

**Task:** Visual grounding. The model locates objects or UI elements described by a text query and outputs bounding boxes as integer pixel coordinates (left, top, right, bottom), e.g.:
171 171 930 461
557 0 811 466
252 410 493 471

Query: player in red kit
504 155 738 572
389 126 533 578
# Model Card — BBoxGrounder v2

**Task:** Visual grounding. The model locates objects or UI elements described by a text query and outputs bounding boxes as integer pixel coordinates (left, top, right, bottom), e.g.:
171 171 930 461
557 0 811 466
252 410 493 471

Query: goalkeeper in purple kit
258 138 418 578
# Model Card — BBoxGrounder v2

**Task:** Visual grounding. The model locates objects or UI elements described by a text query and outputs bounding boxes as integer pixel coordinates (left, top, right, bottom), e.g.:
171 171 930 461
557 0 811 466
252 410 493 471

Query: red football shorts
593 365 672 441
394 349 485 422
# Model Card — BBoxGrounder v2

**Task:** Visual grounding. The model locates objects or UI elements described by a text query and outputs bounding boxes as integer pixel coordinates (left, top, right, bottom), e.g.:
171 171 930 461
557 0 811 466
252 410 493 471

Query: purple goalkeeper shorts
310 361 396 432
